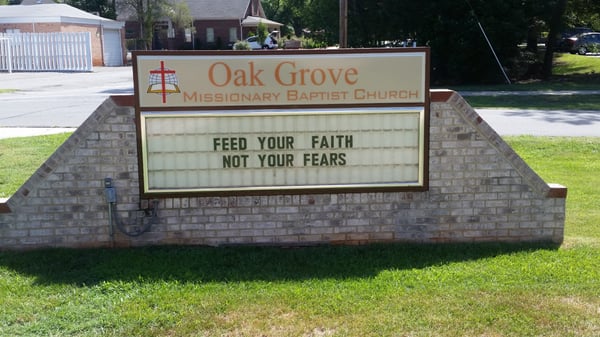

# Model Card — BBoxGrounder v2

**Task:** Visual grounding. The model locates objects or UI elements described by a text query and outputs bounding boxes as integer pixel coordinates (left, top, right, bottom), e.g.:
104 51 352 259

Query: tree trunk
543 0 568 79
526 24 538 53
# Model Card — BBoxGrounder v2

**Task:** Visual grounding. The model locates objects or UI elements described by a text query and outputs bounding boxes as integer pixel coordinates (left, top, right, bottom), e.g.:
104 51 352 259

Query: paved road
1 66 599 138
1 67 133 128
474 108 600 137
461 90 600 96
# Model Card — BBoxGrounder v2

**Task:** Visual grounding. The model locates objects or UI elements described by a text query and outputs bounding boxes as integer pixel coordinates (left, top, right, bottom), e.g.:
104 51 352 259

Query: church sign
133 49 430 196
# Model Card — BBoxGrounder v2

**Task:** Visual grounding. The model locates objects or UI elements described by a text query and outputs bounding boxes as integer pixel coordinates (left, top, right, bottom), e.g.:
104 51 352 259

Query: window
206 28 214 43
229 27 238 42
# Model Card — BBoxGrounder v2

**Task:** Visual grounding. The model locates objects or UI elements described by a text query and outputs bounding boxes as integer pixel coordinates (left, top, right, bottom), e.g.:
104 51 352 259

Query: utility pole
339 0 348 48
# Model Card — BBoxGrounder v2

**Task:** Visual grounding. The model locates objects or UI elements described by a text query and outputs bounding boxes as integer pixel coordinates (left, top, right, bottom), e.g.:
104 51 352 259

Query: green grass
553 53 600 76
1 134 599 336
505 136 600 243
0 132 72 198
0 243 599 337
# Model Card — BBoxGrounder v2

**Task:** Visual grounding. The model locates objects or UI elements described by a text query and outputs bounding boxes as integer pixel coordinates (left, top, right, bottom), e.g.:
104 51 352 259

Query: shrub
300 37 328 49
233 40 251 50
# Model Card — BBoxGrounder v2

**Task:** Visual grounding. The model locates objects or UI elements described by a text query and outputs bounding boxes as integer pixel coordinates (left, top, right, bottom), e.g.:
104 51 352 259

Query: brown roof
117 0 265 21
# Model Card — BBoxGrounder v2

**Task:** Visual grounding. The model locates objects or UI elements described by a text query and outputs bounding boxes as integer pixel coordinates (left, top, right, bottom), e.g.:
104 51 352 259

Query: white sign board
140 108 425 193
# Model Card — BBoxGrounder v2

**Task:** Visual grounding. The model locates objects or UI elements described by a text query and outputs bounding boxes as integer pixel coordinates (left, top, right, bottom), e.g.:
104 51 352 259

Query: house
0 2 126 66
118 0 282 50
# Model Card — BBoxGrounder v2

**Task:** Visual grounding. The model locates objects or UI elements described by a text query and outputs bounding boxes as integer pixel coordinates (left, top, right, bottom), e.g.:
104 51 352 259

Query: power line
465 0 512 84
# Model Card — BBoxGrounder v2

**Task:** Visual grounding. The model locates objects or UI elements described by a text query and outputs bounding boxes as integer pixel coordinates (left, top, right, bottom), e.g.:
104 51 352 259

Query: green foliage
118 0 171 49
586 43 600 54
256 21 268 48
263 0 596 84
300 37 327 49
165 1 193 30
565 0 600 30
65 0 116 20
233 40 251 50
262 0 310 37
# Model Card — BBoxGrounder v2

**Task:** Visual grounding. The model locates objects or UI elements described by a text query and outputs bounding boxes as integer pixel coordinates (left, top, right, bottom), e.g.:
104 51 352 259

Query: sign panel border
133 48 430 197
139 107 427 196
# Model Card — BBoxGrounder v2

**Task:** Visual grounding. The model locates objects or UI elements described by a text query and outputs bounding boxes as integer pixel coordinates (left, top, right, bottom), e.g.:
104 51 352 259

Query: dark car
567 32 600 55
557 27 592 51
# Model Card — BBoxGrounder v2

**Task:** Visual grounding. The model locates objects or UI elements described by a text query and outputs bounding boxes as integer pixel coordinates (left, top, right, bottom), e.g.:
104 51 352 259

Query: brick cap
547 183 568 198
0 199 10 214
430 89 455 102
110 95 135 107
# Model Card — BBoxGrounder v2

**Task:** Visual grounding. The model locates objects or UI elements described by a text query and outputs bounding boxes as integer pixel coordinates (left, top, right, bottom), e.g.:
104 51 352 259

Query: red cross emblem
147 61 181 104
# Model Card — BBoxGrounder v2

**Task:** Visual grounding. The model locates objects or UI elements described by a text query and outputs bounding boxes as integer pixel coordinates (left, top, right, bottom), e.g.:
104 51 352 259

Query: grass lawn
553 53 600 76
0 132 72 199
452 53 600 109
505 136 600 243
0 134 599 336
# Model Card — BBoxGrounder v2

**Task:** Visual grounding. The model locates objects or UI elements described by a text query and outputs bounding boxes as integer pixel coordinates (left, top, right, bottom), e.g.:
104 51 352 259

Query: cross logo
147 61 181 103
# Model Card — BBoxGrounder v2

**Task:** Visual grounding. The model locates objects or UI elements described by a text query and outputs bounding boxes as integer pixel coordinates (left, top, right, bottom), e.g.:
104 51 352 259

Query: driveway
0 66 134 128
1 67 599 137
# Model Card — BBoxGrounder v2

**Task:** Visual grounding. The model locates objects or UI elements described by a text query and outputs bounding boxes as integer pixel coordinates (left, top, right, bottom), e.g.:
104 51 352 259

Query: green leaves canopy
263 0 585 84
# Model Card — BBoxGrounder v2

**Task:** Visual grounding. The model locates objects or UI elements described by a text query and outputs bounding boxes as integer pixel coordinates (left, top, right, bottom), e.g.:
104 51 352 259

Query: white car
245 35 278 49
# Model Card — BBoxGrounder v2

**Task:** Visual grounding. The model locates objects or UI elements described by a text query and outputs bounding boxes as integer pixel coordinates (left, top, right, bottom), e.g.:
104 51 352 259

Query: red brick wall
194 20 240 49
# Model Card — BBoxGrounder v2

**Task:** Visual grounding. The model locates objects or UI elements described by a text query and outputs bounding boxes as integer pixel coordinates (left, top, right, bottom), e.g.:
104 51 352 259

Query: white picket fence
0 32 93 72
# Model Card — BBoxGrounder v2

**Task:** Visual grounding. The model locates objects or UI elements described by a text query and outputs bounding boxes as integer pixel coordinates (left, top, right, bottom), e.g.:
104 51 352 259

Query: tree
165 0 193 45
565 0 600 30
304 0 338 44
262 0 310 37
256 21 268 47
118 0 171 50
65 0 116 19
165 1 192 32
542 0 568 79
263 0 587 83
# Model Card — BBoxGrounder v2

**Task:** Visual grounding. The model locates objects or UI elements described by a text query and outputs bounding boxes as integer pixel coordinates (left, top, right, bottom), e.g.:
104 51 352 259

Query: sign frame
133 48 430 197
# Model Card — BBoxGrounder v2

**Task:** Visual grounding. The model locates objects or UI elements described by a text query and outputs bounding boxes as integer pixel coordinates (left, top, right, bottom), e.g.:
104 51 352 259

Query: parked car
245 33 278 50
557 27 593 51
566 32 600 55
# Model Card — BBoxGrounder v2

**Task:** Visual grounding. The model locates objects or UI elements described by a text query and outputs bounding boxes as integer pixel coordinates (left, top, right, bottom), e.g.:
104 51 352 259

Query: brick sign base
0 91 566 249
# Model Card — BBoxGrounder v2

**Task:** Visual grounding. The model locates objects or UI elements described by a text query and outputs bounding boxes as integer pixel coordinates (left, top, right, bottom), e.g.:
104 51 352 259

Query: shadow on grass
0 243 559 286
